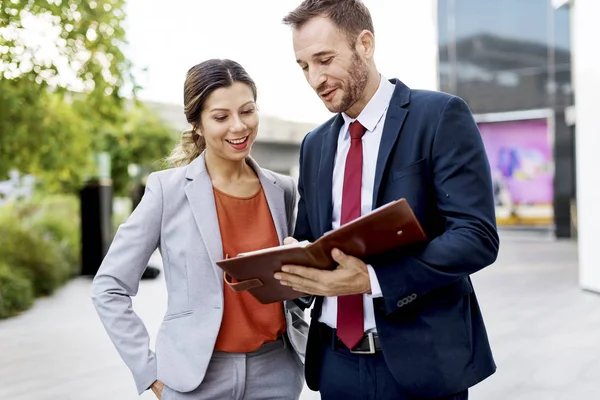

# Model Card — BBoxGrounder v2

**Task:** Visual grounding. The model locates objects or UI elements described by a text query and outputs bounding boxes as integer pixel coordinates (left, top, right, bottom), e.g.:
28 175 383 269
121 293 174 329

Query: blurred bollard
80 153 113 276
80 179 113 276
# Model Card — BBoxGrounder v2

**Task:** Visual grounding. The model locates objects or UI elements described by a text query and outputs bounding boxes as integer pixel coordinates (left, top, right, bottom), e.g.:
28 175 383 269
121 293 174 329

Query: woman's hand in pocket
151 380 165 399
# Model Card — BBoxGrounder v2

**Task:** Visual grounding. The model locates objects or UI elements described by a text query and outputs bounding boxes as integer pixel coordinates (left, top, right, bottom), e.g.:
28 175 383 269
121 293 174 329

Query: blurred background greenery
0 0 177 318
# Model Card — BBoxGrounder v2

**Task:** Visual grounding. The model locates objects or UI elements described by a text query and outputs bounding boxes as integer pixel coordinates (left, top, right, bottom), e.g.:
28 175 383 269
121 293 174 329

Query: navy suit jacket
294 79 499 398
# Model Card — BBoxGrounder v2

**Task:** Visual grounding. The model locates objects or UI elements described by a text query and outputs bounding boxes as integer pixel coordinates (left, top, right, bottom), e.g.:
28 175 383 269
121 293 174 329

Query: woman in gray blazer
91 59 308 400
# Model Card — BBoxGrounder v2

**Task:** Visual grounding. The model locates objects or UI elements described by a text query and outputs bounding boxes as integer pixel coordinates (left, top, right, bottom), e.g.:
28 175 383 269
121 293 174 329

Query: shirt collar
341 75 396 139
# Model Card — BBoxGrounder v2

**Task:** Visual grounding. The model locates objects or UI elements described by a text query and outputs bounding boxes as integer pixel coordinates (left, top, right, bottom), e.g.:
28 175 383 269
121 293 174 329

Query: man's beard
326 52 369 114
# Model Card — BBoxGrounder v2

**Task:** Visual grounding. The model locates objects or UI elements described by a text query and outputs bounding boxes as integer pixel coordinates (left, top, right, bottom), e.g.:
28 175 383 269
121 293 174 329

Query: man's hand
150 380 164 399
283 236 298 245
274 248 371 296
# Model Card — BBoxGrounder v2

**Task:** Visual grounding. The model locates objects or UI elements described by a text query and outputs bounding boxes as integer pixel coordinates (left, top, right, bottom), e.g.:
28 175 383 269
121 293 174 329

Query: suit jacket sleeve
292 135 316 310
373 96 500 315
292 134 314 243
91 172 162 394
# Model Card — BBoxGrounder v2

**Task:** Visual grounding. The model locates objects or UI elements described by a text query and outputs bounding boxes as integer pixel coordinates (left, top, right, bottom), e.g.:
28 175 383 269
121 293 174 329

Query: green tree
102 103 177 196
0 0 132 107
0 1 175 192
0 77 94 192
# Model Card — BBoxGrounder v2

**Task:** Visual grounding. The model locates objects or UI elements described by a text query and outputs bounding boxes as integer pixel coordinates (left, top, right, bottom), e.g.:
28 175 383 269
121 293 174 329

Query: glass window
438 0 572 113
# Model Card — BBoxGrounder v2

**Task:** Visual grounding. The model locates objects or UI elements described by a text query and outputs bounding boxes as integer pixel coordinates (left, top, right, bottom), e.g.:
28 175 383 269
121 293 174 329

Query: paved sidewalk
0 232 598 399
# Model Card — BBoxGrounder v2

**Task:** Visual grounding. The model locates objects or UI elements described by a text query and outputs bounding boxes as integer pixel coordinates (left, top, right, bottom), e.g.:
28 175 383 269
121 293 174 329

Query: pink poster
478 119 553 205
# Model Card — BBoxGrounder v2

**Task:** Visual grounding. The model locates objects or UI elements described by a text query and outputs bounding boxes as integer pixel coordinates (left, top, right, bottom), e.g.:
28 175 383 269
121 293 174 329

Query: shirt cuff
366 264 383 298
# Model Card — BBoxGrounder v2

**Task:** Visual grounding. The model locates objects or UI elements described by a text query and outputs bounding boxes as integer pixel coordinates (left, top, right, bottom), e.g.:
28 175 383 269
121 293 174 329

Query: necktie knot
349 121 366 140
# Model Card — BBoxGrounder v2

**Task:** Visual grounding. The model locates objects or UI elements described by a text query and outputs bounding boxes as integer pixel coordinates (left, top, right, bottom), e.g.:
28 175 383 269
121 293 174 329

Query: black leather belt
319 323 382 354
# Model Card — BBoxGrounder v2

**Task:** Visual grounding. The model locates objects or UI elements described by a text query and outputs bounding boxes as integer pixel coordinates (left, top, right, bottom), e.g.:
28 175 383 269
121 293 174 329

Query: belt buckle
350 332 376 355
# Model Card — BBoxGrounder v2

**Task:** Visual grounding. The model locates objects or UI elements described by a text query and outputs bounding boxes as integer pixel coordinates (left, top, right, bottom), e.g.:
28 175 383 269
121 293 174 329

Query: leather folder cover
216 198 428 304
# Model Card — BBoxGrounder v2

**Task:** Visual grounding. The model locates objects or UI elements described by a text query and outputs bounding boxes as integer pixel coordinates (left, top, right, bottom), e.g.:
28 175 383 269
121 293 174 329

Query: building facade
437 0 575 235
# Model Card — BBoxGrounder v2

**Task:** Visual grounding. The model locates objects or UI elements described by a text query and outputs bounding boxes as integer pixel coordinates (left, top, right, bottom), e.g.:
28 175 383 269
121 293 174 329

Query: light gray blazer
91 154 308 395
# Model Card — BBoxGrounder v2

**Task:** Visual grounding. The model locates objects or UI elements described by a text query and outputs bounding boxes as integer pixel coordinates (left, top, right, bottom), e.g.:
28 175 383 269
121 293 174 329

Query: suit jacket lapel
183 154 223 283
247 157 287 243
372 79 410 207
317 115 345 236
183 155 289 284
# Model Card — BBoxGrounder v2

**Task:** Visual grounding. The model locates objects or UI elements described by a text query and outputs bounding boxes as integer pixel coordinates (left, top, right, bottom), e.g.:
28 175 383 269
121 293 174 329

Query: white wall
573 0 600 292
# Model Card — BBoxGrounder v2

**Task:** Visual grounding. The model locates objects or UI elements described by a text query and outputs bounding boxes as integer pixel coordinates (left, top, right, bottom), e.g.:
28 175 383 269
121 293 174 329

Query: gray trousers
162 337 304 400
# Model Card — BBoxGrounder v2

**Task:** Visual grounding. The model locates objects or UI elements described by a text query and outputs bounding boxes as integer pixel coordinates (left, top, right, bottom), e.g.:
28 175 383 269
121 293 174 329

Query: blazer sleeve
291 135 316 310
91 172 162 394
292 134 315 243
372 96 500 315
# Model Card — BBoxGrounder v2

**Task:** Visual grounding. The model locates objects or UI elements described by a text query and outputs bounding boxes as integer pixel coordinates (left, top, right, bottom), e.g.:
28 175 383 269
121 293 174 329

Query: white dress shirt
319 75 396 333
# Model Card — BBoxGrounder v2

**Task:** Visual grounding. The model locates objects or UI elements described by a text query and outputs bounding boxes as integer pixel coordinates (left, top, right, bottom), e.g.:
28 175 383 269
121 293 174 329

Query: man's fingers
275 271 300 285
277 272 314 291
283 236 298 245
331 248 349 265
280 264 324 280
275 266 332 291
276 271 313 287
278 273 328 295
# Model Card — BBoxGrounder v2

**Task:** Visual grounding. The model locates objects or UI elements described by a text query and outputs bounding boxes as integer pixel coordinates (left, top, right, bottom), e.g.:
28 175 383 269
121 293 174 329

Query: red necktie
336 120 367 349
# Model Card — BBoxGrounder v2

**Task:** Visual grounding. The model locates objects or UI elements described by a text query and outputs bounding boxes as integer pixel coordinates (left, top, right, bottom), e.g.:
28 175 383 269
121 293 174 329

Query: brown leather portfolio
216 198 428 304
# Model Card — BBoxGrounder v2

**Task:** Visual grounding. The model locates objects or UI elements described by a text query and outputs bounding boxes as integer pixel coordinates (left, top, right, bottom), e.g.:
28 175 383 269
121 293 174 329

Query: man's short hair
282 0 374 45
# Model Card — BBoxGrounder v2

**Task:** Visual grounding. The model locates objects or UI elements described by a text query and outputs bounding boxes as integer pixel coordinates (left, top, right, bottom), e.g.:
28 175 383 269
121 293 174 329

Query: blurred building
436 0 600 294
437 0 575 236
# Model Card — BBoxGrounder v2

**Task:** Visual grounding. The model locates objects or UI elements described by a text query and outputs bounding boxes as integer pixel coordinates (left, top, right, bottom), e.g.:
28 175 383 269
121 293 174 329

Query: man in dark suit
274 1 500 399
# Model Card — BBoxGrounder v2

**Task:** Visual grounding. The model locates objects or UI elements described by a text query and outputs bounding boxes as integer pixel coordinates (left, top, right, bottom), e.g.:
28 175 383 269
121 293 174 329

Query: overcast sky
123 0 438 124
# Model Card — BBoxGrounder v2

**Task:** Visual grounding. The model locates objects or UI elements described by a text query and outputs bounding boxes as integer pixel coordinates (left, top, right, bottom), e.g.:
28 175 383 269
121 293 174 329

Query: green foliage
0 0 176 319
33 196 81 276
0 213 70 296
0 0 174 194
8 194 82 276
103 103 176 195
0 77 95 191
0 262 35 319
0 195 81 318
0 0 132 107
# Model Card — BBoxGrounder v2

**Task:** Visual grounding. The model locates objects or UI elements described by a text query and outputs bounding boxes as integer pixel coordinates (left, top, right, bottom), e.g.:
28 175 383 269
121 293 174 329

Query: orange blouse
212 186 286 353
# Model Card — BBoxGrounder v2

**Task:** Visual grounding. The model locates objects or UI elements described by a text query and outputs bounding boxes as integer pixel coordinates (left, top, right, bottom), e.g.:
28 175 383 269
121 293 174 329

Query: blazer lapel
317 115 345 236
247 157 287 243
183 154 223 283
372 79 411 208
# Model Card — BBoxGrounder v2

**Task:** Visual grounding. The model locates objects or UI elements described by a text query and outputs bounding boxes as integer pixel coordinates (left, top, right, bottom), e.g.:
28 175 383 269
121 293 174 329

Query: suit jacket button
397 297 410 307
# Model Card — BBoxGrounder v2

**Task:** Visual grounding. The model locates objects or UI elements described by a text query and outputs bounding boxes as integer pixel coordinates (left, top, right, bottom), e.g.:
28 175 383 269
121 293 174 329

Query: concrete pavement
0 232 598 399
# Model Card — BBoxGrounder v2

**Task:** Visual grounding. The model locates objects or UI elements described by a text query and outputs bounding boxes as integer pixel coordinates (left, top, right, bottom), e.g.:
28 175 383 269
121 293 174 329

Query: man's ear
356 30 375 59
